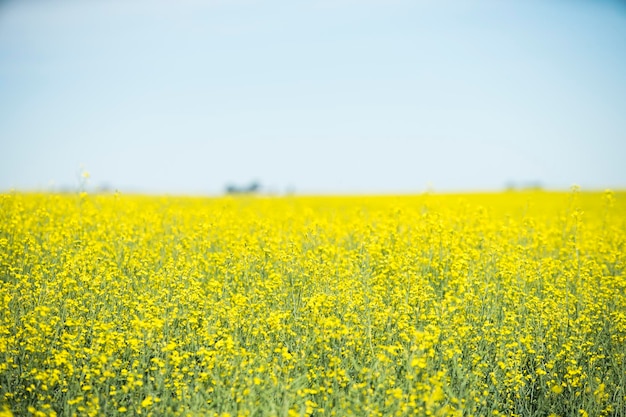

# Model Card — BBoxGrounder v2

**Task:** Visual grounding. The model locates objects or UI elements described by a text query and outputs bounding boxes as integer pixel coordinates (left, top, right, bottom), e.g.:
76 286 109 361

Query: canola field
1 190 625 417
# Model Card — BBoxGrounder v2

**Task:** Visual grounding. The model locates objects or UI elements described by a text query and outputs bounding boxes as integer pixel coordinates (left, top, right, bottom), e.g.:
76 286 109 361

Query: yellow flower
140 396 153 408
551 384 564 394
0 406 13 417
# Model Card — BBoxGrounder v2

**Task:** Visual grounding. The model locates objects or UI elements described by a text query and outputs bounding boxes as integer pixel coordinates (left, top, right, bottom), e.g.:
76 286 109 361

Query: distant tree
225 181 261 195
247 181 260 193
504 181 544 191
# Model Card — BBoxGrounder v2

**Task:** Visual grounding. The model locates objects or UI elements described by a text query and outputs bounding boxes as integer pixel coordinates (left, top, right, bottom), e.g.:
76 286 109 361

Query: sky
1 0 625 195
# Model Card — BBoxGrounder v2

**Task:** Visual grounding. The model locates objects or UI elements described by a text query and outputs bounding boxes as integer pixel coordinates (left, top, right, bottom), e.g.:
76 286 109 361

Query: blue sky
1 0 625 194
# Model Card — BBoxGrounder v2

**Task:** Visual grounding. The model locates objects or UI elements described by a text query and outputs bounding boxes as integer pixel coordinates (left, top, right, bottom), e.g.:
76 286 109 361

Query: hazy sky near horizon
1 0 625 195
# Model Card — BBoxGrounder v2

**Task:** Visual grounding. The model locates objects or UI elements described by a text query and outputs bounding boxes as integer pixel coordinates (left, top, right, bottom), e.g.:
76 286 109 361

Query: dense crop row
1 190 625 416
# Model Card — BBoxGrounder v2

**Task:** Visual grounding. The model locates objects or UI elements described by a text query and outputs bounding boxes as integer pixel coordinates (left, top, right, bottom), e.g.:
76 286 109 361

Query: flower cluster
0 190 624 416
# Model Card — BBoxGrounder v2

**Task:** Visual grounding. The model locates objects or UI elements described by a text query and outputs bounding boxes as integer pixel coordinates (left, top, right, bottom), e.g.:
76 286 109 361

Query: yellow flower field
1 190 624 417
